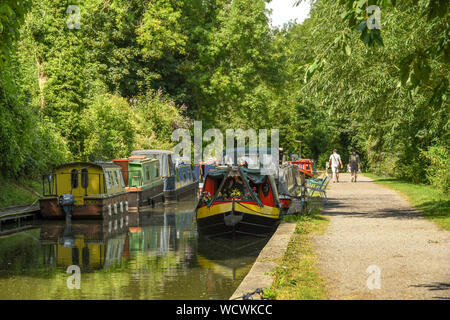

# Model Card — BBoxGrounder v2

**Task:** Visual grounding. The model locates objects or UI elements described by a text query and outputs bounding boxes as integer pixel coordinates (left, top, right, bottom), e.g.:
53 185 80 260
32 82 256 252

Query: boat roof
55 161 120 170
131 149 174 155
222 147 278 156
129 157 159 164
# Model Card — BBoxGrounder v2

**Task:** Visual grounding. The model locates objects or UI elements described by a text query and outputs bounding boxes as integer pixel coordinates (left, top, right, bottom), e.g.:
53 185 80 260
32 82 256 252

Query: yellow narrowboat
39 162 129 219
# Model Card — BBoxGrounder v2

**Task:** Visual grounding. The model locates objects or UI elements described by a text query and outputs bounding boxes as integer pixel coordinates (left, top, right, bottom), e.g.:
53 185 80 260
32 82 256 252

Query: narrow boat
276 163 303 213
289 158 315 177
196 166 281 237
195 161 218 197
39 162 128 219
131 150 199 203
113 155 164 213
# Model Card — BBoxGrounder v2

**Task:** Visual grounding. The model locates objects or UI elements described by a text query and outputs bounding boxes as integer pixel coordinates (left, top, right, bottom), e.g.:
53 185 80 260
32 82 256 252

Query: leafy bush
81 94 135 161
394 157 427 184
131 89 191 150
317 153 330 170
0 74 71 178
28 118 72 173
423 145 449 193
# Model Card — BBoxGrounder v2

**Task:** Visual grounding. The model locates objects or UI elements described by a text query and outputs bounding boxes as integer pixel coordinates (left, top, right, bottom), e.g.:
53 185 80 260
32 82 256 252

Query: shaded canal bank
230 221 296 300
0 200 270 299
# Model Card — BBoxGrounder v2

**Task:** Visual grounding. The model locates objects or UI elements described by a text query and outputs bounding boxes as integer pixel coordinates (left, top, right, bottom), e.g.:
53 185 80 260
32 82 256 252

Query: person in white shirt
329 149 343 183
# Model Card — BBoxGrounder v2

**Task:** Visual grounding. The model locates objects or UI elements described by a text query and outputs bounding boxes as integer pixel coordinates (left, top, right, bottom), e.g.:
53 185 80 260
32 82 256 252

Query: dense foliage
0 0 448 192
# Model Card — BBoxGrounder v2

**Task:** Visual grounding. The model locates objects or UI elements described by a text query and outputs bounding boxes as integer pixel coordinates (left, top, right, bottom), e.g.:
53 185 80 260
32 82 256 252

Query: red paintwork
288 159 314 177
112 159 130 186
258 177 275 207
203 176 217 194
280 199 292 208
200 175 276 208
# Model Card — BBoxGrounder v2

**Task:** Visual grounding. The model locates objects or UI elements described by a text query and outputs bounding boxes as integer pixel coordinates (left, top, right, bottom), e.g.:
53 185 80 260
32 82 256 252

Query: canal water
0 200 269 299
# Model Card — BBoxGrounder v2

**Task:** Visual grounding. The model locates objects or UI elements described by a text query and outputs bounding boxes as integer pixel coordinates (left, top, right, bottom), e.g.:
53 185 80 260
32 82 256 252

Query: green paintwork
127 158 164 190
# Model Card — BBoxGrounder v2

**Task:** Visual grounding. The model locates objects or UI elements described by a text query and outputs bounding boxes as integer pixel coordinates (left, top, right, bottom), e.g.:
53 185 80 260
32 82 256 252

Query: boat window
71 169 79 189
81 168 89 188
181 169 186 181
168 155 175 176
114 171 119 186
155 166 159 178
105 172 111 190
118 172 125 188
146 167 151 181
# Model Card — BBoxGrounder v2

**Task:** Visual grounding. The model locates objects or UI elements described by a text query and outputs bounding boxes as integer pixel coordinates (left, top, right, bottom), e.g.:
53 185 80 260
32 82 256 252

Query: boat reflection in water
197 234 270 282
0 201 269 299
39 214 138 272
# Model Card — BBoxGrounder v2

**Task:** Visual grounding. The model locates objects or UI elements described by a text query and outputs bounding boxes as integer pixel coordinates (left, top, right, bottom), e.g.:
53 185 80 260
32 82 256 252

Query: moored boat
39 162 128 219
195 161 218 197
289 158 315 177
131 150 199 203
113 155 164 213
276 163 303 213
196 166 281 237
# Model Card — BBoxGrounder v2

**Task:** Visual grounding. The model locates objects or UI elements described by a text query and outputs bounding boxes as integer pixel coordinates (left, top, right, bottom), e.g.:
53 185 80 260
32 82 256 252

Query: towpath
315 173 450 299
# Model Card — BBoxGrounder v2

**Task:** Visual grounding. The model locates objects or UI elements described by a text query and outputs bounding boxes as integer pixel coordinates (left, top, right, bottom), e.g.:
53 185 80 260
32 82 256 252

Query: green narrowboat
130 150 199 204
113 155 164 213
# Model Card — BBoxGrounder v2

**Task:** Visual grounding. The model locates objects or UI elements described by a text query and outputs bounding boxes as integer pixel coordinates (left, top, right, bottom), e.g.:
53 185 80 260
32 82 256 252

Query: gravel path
315 173 450 299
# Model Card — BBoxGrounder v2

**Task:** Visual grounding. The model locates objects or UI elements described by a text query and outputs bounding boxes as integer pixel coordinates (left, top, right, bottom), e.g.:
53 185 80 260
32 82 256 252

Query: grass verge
0 177 41 210
364 173 449 231
264 208 329 300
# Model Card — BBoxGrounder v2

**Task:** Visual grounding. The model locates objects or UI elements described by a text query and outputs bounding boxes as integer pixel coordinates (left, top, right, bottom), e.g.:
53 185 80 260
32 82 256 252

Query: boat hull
126 184 164 213
39 193 129 219
196 202 280 237
164 181 199 204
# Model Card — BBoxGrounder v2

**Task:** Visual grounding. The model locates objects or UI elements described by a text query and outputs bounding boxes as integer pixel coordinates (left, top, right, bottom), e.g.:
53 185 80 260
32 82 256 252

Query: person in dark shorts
349 149 360 182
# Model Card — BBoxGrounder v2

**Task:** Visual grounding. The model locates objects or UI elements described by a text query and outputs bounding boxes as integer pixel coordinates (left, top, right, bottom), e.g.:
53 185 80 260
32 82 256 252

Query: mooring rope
231 288 267 300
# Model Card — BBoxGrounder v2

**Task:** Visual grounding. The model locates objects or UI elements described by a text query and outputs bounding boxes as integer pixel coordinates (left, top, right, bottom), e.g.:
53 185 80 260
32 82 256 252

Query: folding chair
306 176 329 203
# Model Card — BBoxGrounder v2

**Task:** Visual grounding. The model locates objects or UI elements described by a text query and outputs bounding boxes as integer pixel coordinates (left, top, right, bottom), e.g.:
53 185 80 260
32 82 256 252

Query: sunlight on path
315 173 450 299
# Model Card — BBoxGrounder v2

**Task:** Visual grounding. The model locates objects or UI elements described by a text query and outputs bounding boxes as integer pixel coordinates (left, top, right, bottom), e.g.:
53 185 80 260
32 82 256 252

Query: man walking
329 149 343 183
349 149 361 182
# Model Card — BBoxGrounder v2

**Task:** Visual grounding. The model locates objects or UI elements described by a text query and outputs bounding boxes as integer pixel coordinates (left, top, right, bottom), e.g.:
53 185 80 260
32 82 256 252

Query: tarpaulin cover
205 168 229 179
276 164 301 196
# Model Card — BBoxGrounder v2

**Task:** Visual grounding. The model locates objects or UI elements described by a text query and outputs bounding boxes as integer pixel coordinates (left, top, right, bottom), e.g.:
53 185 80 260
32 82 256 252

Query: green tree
81 94 135 161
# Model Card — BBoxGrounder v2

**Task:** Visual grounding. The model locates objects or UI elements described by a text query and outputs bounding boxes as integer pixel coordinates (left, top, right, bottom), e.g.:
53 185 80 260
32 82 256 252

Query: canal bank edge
229 221 297 300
